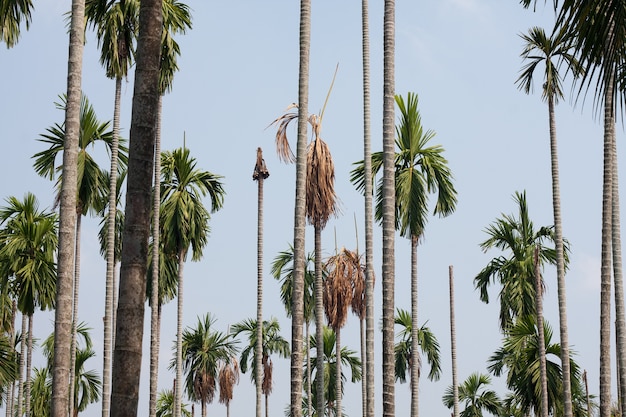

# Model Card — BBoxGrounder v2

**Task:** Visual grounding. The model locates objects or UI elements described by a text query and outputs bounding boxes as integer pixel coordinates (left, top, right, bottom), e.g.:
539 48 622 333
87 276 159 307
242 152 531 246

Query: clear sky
0 1 617 416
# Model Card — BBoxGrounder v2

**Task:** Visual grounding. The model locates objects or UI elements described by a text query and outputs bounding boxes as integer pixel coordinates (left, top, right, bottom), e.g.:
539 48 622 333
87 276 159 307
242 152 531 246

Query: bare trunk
102 74 122 417
382 2 396 416
290 1 310 416
256 158 266 417
16 313 26 417
534 248 549 417
24 314 34 417
336 328 342 417
110 0 162 413
175 249 186 417
51 1 84 415
69 213 82 417
449 266 459 417
314 226 324 415
149 94 163 417
306 323 312 416
410 236 419 417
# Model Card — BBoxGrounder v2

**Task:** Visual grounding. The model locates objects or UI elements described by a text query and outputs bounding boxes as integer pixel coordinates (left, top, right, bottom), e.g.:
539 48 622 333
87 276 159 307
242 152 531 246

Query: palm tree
30 367 51 417
443 373 502 417
33 94 122 417
381 1 396 416
85 1 138 414
323 247 363 417
155 389 192 417
272 245 316 413
516 25 582 417
359 0 375 415
474 191 564 332
110 0 163 413
175 313 238 417
394 308 441 386
304 326 362 417
0 193 57 417
218 357 240 417
351 92 457 417
150 4 191 415
160 146 225 417
253 147 270 417
50 1 86 412
488 316 589 417
230 317 290 417
551 3 626 415
0 0 34 47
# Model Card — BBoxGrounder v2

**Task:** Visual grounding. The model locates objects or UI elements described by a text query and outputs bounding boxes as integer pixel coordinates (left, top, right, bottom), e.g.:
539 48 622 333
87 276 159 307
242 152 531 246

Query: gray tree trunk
69 213 83 417
290 1 310 416
449 266 459 417
175 250 186 417
51 1 84 415
410 236 419 417
16 313 26 417
110 0 162 414
534 248 549 417
24 314 34 417
314 226 324 416
382 1 396 417
255 151 266 417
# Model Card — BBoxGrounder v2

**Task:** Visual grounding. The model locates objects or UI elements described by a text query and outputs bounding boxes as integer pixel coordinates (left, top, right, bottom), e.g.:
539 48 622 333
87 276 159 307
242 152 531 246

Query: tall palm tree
474 191 565 333
0 0 33 47
394 308 441 386
552 3 626 415
230 317 290 417
150 6 192 415
516 25 582 417
272 245 316 414
160 146 225 417
218 357 239 417
304 326 362 417
352 92 457 417
323 247 363 417
443 373 502 417
381 1 396 416
253 147 270 417
50 0 86 413
85 1 138 414
110 0 163 413
33 94 123 417
175 313 238 417
359 0 375 415
0 193 57 417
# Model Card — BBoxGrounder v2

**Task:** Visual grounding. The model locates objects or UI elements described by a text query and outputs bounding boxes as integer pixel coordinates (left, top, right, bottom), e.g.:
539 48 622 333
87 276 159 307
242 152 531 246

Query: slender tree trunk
611 117 626 416
360 1 374 416
290 1 310 416
175 249 186 417
110 0 162 414
69 213 82 417
255 149 267 417
265 392 269 417
449 266 459 417
336 328 342 417
314 226 324 416
410 236 419 417
16 313 26 417
201 402 206 417
547 92 573 417
359 317 366 417
534 248 549 417
382 3 396 417
149 94 163 417
306 323 312 416
7 301 16 417
102 74 122 417
24 314 34 417
599 72 615 417
51 1 84 415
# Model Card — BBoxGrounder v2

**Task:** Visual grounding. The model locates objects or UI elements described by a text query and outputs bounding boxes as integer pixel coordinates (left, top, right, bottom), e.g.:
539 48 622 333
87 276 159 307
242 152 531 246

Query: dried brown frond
350 252 367 321
306 137 338 229
262 354 273 395
324 248 359 330
268 104 299 163
218 358 240 405
253 147 270 181
194 372 215 405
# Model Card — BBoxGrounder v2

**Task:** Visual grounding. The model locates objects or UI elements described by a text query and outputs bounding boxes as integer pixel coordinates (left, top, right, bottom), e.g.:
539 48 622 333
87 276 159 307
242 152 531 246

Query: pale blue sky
0 1 615 416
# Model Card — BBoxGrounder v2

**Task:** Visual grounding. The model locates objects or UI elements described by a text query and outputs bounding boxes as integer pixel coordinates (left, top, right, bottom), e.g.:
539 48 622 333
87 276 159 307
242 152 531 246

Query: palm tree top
253 147 269 181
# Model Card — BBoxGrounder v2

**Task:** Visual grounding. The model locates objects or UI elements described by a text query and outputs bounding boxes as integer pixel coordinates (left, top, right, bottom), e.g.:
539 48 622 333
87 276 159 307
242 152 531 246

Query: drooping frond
269 104 298 163
252 147 270 181
306 123 338 228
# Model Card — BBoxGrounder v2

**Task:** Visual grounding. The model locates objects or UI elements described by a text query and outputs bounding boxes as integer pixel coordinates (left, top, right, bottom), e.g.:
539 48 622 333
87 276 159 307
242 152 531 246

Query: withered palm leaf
269 104 298 163
218 358 240 406
306 135 338 229
324 248 360 330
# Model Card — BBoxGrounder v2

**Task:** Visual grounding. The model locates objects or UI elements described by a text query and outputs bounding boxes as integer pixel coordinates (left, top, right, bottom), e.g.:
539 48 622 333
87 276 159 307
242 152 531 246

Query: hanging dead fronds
262 354 274 396
306 116 338 229
252 147 270 181
324 247 361 330
350 252 367 321
218 358 240 405
268 103 298 163
193 371 216 405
